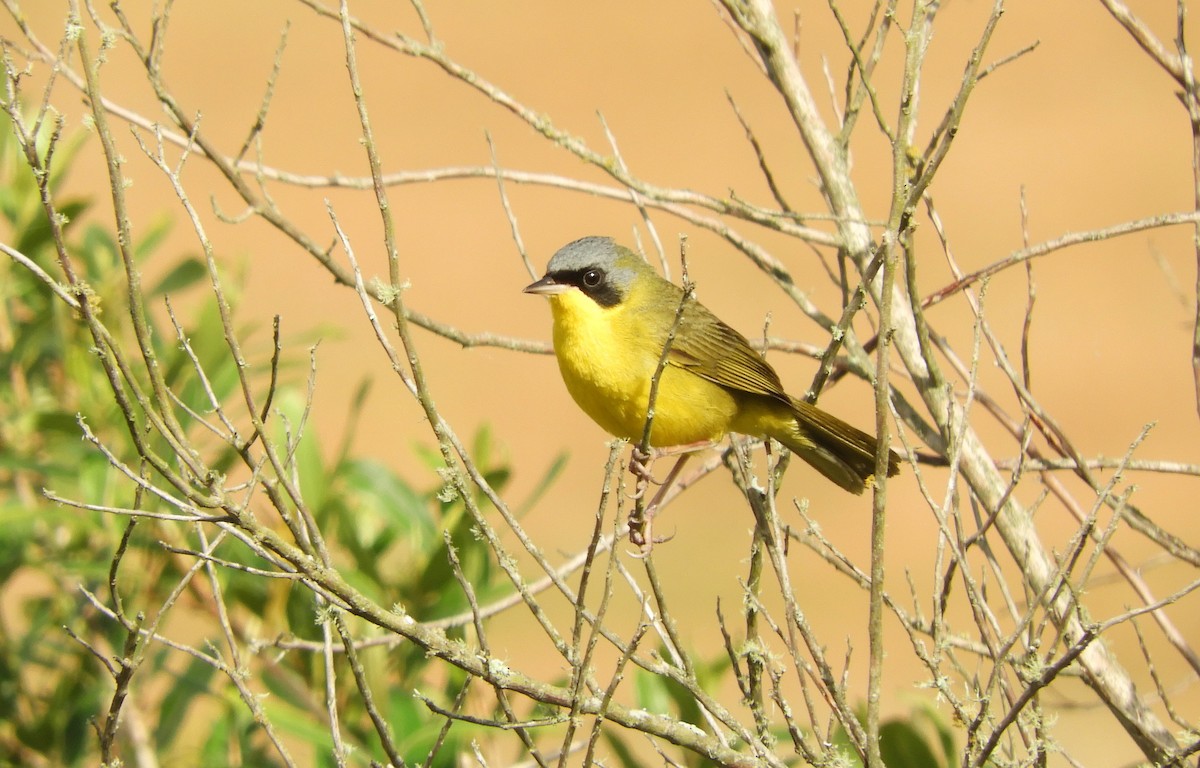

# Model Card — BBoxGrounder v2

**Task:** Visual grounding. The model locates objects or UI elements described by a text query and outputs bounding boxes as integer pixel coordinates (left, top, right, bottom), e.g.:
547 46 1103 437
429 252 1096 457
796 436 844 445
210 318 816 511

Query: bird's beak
523 275 572 295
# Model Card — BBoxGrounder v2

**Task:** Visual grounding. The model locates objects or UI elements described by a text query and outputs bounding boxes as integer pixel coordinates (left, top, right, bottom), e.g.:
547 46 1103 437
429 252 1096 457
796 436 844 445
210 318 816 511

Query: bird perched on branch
525 236 900 543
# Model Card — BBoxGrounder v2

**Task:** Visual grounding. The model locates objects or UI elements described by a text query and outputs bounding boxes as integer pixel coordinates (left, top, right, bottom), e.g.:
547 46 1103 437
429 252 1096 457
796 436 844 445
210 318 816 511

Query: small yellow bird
524 236 900 495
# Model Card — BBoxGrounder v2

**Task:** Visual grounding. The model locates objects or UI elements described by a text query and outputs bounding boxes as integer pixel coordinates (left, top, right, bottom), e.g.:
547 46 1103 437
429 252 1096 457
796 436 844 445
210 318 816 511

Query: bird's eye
582 269 603 288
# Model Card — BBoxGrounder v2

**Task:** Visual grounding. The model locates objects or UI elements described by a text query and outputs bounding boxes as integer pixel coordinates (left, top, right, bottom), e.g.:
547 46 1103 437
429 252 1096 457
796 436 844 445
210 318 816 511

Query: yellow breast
548 290 737 446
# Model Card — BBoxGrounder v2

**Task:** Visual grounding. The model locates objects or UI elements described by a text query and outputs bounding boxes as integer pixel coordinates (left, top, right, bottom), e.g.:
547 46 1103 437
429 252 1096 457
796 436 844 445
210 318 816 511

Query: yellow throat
547 287 739 447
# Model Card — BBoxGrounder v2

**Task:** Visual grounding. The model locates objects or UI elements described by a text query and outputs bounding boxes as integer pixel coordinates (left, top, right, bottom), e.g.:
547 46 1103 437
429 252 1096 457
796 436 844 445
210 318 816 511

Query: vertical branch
627 237 693 549
863 2 937 762
742 460 770 745
562 442 624 764
320 606 349 767
865 231 896 768
1176 3 1200 419
335 0 415 390
328 609 408 763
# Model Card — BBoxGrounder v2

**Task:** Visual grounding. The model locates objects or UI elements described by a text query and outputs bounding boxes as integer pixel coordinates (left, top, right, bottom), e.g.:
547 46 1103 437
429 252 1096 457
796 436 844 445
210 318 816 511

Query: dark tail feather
770 398 901 495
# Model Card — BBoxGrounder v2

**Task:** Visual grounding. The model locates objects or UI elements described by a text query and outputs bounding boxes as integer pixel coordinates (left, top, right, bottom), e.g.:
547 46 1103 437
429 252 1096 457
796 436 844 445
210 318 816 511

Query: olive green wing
666 300 789 400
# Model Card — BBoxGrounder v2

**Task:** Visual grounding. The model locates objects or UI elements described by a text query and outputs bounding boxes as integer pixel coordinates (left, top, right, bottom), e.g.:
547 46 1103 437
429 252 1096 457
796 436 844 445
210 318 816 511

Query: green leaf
149 256 207 297
200 708 233 765
516 451 568 516
273 389 327 512
879 719 941 768
602 729 644 768
156 655 219 751
333 457 434 561
914 702 957 768
391 687 473 768
633 667 672 715
14 210 57 257
472 423 494 466
44 130 88 192
0 503 42 583
77 223 119 279
259 687 338 754
134 213 174 261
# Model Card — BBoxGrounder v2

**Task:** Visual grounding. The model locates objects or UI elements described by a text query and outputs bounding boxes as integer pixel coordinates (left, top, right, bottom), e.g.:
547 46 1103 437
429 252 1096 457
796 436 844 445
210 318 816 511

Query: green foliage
0 105 141 768
831 702 966 768
0 107 521 767
620 649 735 767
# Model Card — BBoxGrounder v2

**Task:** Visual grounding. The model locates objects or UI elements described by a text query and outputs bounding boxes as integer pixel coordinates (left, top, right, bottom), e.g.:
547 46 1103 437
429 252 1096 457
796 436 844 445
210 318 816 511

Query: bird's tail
768 398 902 495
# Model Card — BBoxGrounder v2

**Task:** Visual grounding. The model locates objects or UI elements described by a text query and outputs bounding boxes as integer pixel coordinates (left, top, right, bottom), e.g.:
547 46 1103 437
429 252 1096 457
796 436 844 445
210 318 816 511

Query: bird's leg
629 444 656 501
627 453 691 555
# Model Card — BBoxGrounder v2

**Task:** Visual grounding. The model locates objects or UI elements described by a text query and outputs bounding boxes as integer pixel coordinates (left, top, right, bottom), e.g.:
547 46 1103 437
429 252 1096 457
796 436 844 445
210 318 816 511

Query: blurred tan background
8 0 1200 764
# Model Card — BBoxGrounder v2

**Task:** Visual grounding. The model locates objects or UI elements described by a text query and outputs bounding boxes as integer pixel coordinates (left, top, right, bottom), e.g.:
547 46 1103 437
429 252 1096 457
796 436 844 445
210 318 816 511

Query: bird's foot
626 508 675 557
628 445 658 501
625 451 694 555
627 441 715 500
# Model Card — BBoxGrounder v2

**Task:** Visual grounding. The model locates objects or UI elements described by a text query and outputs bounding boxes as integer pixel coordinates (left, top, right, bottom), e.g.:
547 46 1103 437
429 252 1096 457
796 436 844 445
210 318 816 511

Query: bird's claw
627 446 662 500
626 510 674 557
624 449 695 552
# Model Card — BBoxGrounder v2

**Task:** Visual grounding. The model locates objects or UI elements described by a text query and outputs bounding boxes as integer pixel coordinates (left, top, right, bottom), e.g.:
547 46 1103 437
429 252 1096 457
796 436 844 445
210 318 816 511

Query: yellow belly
549 291 737 446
